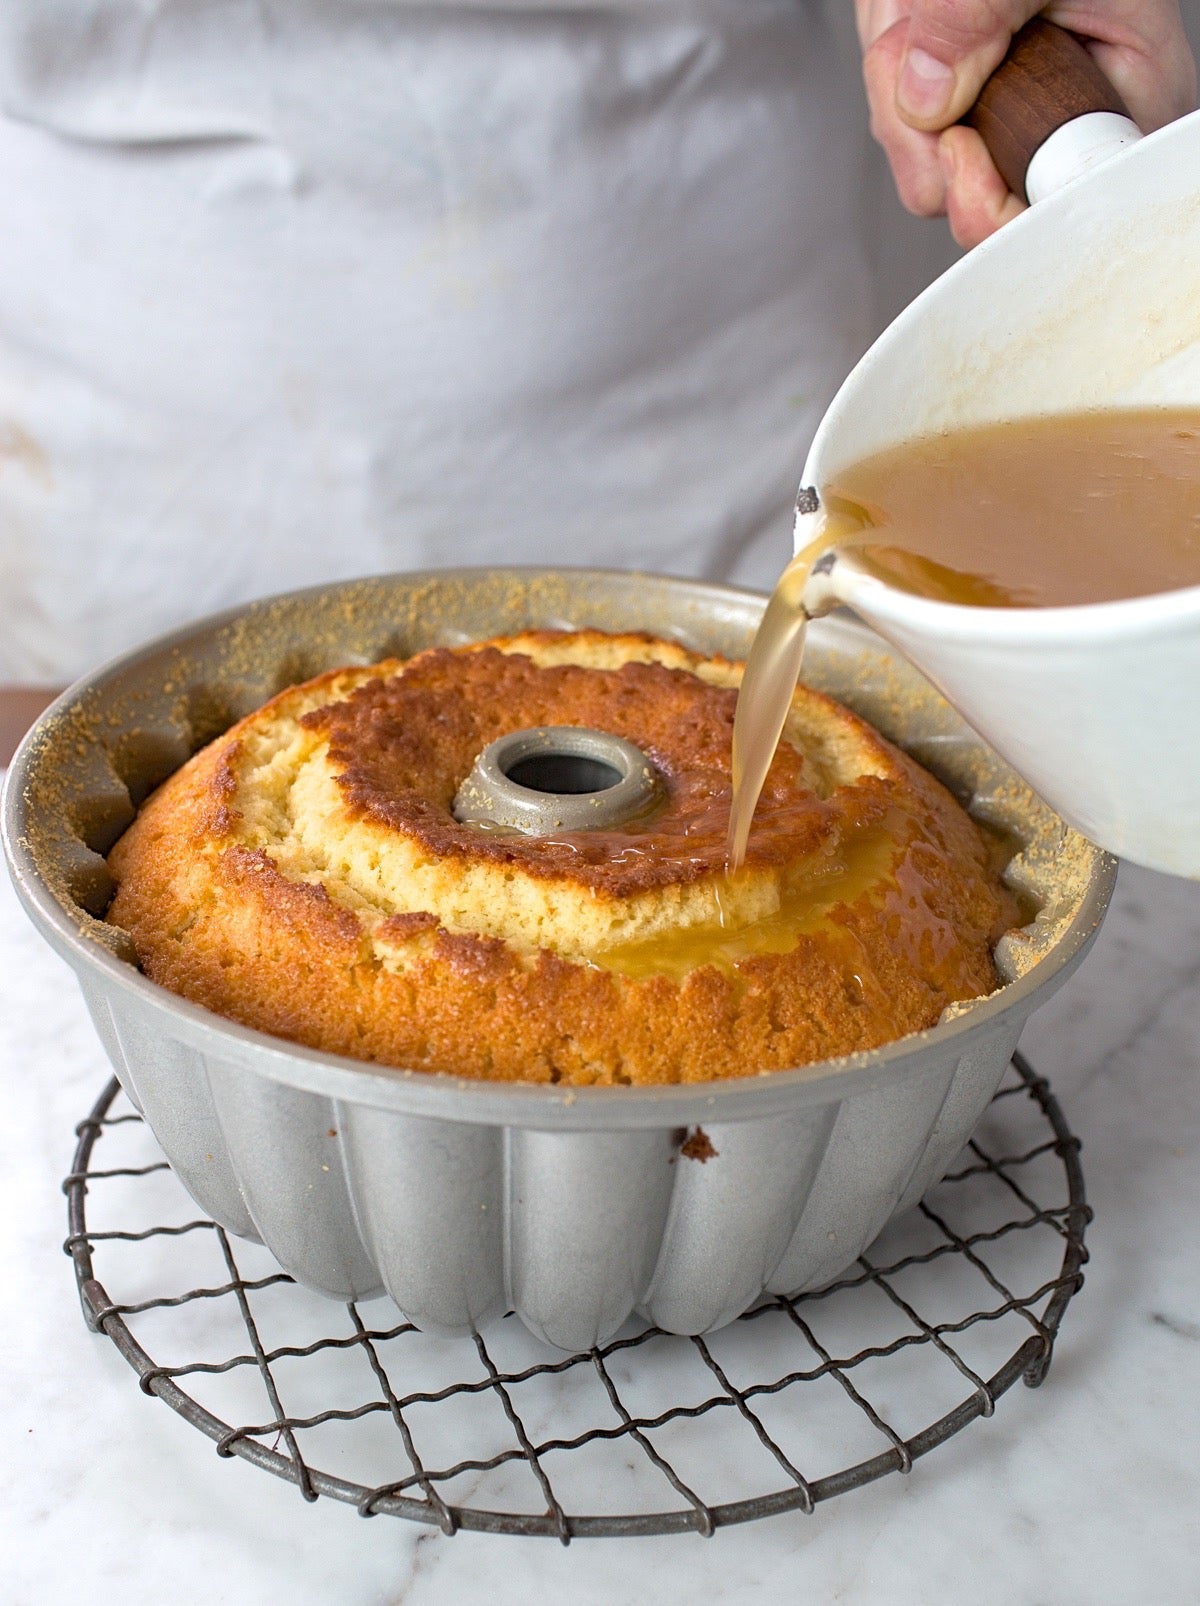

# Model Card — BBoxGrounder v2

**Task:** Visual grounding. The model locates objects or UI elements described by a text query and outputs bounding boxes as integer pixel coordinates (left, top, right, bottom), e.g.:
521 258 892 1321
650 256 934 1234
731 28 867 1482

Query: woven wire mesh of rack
63 1050 1090 1543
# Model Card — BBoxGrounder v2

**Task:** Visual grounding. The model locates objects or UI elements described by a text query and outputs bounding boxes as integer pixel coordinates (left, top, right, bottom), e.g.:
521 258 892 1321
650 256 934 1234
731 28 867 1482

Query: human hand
855 2 1197 247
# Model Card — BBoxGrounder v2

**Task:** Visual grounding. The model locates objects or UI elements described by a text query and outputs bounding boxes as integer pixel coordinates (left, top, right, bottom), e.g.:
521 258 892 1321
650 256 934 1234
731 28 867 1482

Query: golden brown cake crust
105 630 1020 1085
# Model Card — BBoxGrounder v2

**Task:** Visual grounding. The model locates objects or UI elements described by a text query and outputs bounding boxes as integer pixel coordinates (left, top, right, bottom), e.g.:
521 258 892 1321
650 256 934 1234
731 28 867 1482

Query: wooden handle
966 18 1131 198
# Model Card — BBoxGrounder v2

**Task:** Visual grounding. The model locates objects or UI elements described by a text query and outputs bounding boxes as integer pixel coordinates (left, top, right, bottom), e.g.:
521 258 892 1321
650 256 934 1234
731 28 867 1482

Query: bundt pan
3 569 1113 1351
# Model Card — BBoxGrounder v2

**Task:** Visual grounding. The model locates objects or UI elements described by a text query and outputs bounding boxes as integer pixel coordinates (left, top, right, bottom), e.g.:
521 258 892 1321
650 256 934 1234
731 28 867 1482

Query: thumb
897 0 1042 128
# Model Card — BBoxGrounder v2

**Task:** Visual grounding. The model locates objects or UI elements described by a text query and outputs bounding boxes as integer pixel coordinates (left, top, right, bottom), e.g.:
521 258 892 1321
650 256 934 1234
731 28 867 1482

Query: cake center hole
504 753 623 796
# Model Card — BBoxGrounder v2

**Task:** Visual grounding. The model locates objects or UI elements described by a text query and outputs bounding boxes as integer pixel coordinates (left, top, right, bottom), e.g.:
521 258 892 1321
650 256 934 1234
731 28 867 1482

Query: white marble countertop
3 814 1199 1605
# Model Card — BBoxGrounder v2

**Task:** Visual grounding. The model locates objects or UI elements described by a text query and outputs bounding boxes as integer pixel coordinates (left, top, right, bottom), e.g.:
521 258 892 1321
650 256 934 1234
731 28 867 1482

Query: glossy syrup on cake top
104 630 1021 1084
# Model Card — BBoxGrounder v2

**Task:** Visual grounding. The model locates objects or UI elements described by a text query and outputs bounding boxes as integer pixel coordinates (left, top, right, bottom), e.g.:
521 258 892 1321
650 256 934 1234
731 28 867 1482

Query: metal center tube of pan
452 726 661 834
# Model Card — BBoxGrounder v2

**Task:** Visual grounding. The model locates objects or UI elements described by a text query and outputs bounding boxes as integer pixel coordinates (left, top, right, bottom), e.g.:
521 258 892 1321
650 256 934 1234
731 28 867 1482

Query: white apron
0 0 877 684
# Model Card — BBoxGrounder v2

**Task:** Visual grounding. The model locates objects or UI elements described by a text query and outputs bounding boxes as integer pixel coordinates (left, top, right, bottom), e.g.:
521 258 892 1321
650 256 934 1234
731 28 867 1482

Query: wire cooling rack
63 1051 1089 1542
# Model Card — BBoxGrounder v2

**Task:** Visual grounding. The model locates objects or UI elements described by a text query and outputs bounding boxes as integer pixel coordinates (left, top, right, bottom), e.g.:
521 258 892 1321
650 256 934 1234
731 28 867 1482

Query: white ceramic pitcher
798 24 1200 876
